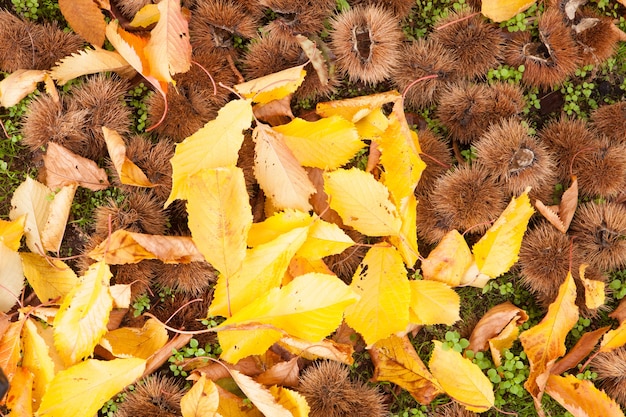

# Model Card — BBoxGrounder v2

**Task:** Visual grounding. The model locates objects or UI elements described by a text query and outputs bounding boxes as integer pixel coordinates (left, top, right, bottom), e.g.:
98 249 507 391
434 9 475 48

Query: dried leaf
409 280 460 326
316 91 401 123
421 230 472 287
468 302 528 353
167 99 253 205
579 264 605 310
36 358 146 417
371 335 443 405
545 374 624 417
102 126 154 187
551 326 609 375
235 65 306 104
253 123 316 212
144 333 192 377
44 142 110 191
481 0 537 22
21 252 79 303
5 366 33 416
181 374 220 417
429 341 495 412
53 261 113 366
0 244 24 313
273 116 363 170
59 0 106 46
229 370 292 417
295 34 328 86
0 70 46 108
277 336 354 364
324 168 401 236
344 245 410 346
252 96 294 125
50 48 135 85
269 385 310 417
99 318 168 359
256 358 300 387
536 176 578 233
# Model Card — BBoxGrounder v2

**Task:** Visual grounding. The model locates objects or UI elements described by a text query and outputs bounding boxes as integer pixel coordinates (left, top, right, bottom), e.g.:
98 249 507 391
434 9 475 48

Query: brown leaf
44 142 110 191
255 357 300 387
143 332 192 378
59 0 106 47
551 326 610 375
307 167 344 227
252 96 294 126
102 127 154 187
0 70 46 108
468 302 528 353
545 374 624 417
610 297 626 323
535 176 578 233
295 35 328 86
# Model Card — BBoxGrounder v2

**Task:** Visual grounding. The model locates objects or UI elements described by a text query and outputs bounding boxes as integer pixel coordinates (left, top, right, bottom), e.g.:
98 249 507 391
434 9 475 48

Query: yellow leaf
229 370 292 417
216 385 263 417
0 244 24 313
546 374 624 417
102 126 154 187
167 98 253 205
344 245 410 346
6 366 33 416
421 230 472 287
269 386 310 417
187 167 252 279
41 184 76 253
129 4 160 27
520 273 579 406
472 188 534 279
22 319 57 410
218 327 284 364
216 273 358 361
481 0 537 22
409 280 460 326
248 210 312 247
235 65 306 104
36 358 145 417
297 220 355 260
579 264 605 310
88 230 204 264
21 253 79 303
599 321 626 353
429 341 495 412
99 318 168 359
278 336 354 364
324 168 401 236
288 256 334 277
181 374 220 417
468 301 528 354
50 48 134 85
354 107 389 138
371 335 443 405
273 116 364 169
209 226 309 317
0 69 46 108
389 193 419 266
316 91 401 123
0 215 25 251
53 261 114 366
489 318 522 368
253 123 316 212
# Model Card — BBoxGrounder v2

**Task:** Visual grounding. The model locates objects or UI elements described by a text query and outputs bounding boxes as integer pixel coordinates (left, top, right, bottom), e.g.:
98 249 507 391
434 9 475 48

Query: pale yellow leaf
278 336 354 364
297 220 355 260
10 177 52 254
429 341 495 412
51 47 135 85
235 65 306 104
316 91 401 123
43 142 110 191
481 0 537 22
324 168 401 236
371 335 443 405
21 253 79 303
0 70 46 108
41 183 76 253
546 374 624 417
472 188 534 279
389 193 419 266
99 318 168 359
344 245 410 346
295 34 327 86
187 167 252 279
273 116 364 169
102 126 154 187
109 284 132 309
253 123 316 212
228 370 292 417
247 210 312 247
22 318 57 410
579 263 605 310
269 386 310 417
6 366 33 416
129 4 160 27
167 99 253 205
181 374 220 417
0 244 24 312
53 260 114 366
0 215 25 251
421 230 472 287
409 280 460 326
36 358 145 417
209 226 309 317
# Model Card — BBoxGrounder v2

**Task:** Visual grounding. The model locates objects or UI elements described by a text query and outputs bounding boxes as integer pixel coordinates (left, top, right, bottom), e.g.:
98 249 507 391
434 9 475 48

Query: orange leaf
255 357 300 387
59 0 106 47
468 302 528 353
43 143 110 191
0 320 23 384
5 367 33 416
545 374 624 417
610 297 626 323
535 176 578 233
551 326 609 375
370 335 443 405
421 230 472 287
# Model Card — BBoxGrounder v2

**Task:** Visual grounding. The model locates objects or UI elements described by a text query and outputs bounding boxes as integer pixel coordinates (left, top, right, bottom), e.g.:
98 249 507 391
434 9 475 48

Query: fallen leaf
0 320 22 382
43 142 110 191
535 176 578 233
269 385 310 417
0 244 24 312
235 65 306 104
58 0 106 46
295 35 328 86
256 357 300 387
252 96 294 126
551 326 610 375
109 284 132 309
229 370 292 417
181 374 220 417
0 69 47 108
481 0 537 22
324 167 401 236
390 188 420 266
216 384 264 417
545 374 624 417
370 335 443 404
42 184 76 253
277 336 354 364
53 260 113 366
22 318 57 410
102 127 154 187
49 48 135 85
344 245 410 346
99 318 168 359
144 332 192 377
129 4 160 27
579 264 605 310
296 220 355 260
5 366 33 416
489 318 523 368
247 210 312 247
36 358 146 417
354 106 389 139
316 91 401 123
253 123 316 212
468 302 528 353
0 215 25 251
520 272 579 413
421 230 473 287
21 253 79 303
167 98 253 205
429 341 495 412
409 280 460 326
599 320 626 353
610 297 626 323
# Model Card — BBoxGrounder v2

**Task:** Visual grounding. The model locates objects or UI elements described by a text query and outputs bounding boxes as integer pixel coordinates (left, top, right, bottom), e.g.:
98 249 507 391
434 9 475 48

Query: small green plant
499 3 539 32
158 286 175 303
569 317 591 340
461 146 477 164
100 388 131 417
11 0 60 21
523 86 541 115
131 293 151 317
70 187 125 229
482 280 515 297
609 271 626 299
168 338 222 377
442 330 470 353
402 0 451 39
560 78 597 117
487 65 524 84
126 83 151 133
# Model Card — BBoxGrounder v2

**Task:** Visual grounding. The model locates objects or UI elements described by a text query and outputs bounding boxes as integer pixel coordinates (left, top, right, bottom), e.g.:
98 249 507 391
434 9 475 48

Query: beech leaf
545 374 624 417
0 320 23 383
599 320 626 353
43 142 110 191
481 0 537 22
324 168 401 236
0 215 25 251
36 358 146 417
247 210 312 247
296 220 355 260
389 191 420 266
58 0 106 47
129 4 160 27
277 336 354 364
535 176 578 233
409 280 460 326
102 126 155 187
181 374 220 417
316 91 401 123
21 252 79 303
344 245 410 346
421 230 472 287
49 48 135 85
370 335 443 405
256 358 300 387
235 65 306 104
429 341 495 412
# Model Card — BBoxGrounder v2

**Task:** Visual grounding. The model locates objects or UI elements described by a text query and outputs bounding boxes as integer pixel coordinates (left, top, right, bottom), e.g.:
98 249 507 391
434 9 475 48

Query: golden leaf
481 0 537 22
53 261 113 366
36 358 146 417
43 142 110 191
21 253 79 303
277 336 354 364
324 168 401 236
58 0 106 47
354 107 389 139
49 48 135 85
273 116 364 170
344 245 410 346
6 366 33 416
102 126 154 187
296 220 355 260
99 318 168 359
167 98 253 205
520 272 579 410
489 319 522 368
0 215 25 251
472 188 534 280
269 385 310 417
579 264 605 310
429 341 495 412
545 374 624 417
599 321 626 353
22 318 58 410
216 385 263 417
235 65 306 104
247 210 312 247
421 230 473 287
181 374 220 417
389 192 419 266
316 91 401 123
409 280 460 326
187 167 252 279
0 320 22 382
217 327 284 364
129 4 160 27
371 335 443 405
